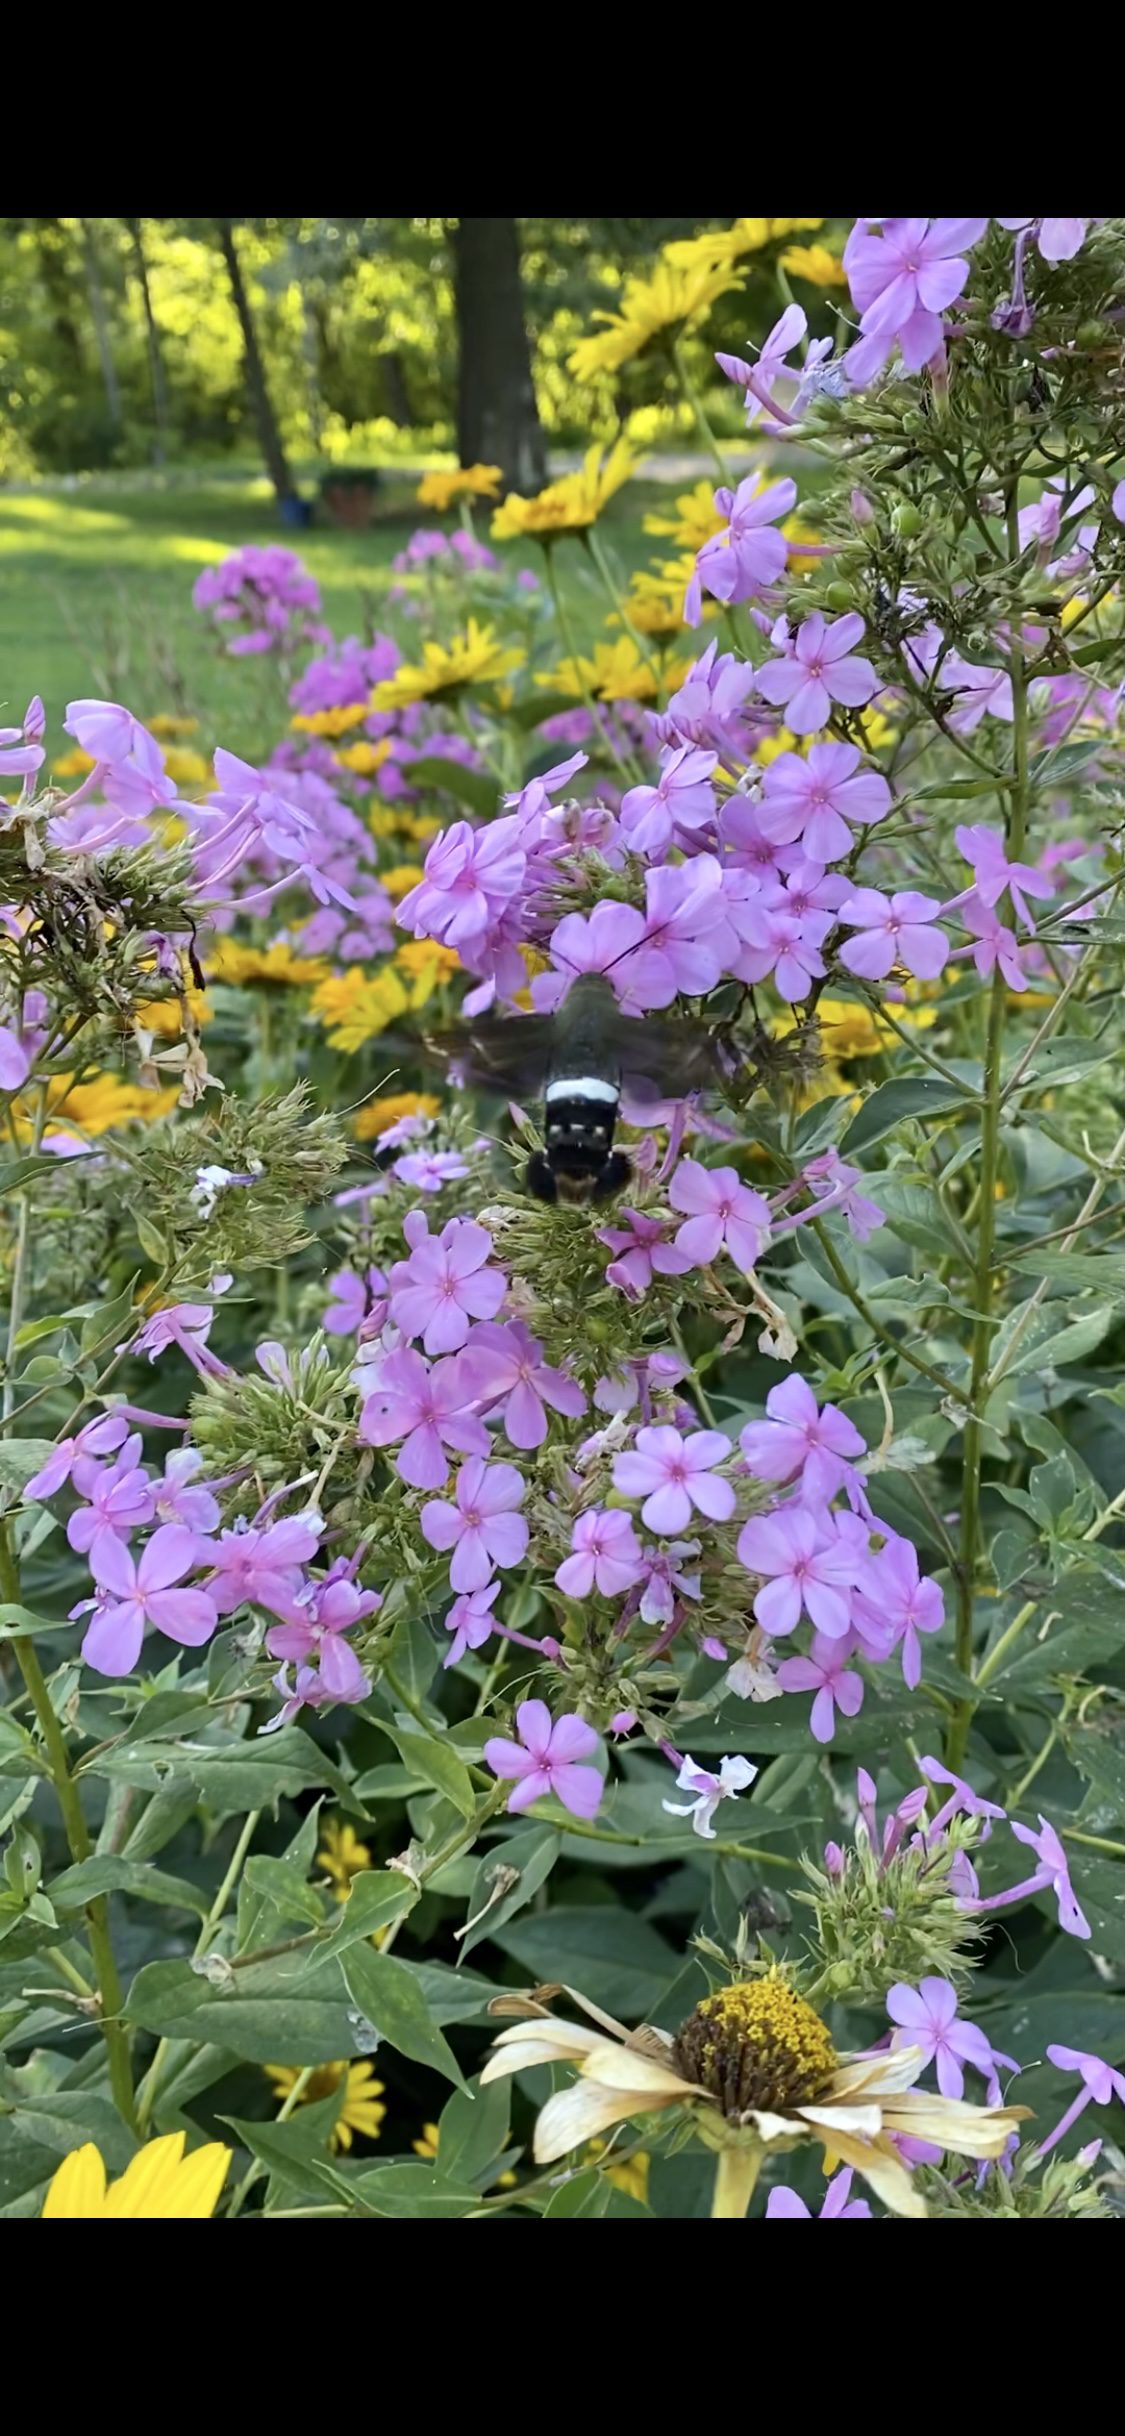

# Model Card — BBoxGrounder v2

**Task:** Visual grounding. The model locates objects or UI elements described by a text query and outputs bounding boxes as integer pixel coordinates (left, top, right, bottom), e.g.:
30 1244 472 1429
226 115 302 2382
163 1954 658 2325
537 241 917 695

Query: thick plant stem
946 493 1031 1772
1 1525 136 2127
541 543 637 784
710 2143 761 2218
3 1085 46 1422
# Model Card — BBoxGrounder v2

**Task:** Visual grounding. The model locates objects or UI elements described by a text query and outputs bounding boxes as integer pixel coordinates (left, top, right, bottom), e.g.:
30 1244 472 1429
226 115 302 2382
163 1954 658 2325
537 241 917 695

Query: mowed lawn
0 462 735 756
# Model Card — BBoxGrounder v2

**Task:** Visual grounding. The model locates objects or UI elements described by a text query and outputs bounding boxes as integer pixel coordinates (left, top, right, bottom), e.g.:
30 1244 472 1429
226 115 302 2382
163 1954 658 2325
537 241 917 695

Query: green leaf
220 2111 356 2209
313 1870 417 1957
239 1857 327 1929
0 1604 71 1642
50 1857 209 1918
0 1155 73 1195
88 1725 353 1813
492 1906 679 2018
135 1211 170 1266
544 2168 612 2217
80 1280 141 1357
1010 1034 1119 1092
125 1953 359 2065
401 1959 498 2024
509 690 578 730
983 1574 1125 1688
435 2076 511 2186
379 1719 476 1819
458 1825 560 1959
349 2161 481 2217
339 1943 469 2092
0 1443 57 1494
1064 1860 1125 1962
238 1800 325 1954
404 757 497 820
842 1076 973 1156
2 2090 136 2171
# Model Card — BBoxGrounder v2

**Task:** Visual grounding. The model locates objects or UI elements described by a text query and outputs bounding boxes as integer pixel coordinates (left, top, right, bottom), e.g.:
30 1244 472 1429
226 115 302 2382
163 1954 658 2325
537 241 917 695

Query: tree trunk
452 218 545 493
33 219 85 376
125 217 170 463
79 218 123 437
381 348 412 428
215 219 296 506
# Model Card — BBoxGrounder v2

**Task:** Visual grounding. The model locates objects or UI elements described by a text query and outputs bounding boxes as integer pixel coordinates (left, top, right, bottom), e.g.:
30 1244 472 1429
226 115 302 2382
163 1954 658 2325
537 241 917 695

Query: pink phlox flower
207 1511 322 1624
395 814 527 955
0 695 47 778
443 1580 502 1668
802 1149 884 1244
324 1266 384 1336
392 1148 472 1193
64 696 172 811
484 1698 602 1818
766 2168 871 2219
0 991 50 1090
134 1294 229 1379
717 798 789 882
464 1319 586 1449
619 743 718 858
972 1814 1090 1939
776 1630 865 1743
650 640 758 757
918 1754 1006 1841
599 1205 691 1300
955 895 1030 991
688 475 798 624
942 654 1014 734
533 899 648 1013
950 824 1052 929
23 1411 130 1502
854 1767 930 1870
739 1373 866 1505
555 1507 645 1599
420 1455 528 1593
264 1571 377 1705
720 886 831 1002
843 217 987 382
669 1158 770 1273
662 1751 756 1839
82 1523 219 1675
359 1345 491 1489
617 856 739 1010
852 1532 944 1684
637 1538 702 1626
886 1977 1016 2101
838 886 947 982
152 1448 221 1534
1037 2043 1125 2157
503 749 588 825
756 611 878 735
613 1424 734 1535
997 216 1096 263
67 1437 155 1554
758 741 892 862
737 1506 862 1640
388 1213 506 1355
716 304 807 425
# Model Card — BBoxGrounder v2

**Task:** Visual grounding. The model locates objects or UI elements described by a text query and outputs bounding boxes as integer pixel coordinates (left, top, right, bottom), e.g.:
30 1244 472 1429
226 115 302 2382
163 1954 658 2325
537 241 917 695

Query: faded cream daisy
482 1974 1027 2218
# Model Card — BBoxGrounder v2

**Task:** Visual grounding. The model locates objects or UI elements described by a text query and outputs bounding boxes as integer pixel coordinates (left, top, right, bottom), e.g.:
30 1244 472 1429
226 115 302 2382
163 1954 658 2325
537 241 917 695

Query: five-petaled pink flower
389 1213 506 1355
886 1976 1016 2101
737 1507 860 1639
619 745 718 858
844 217 988 382
67 1438 155 1555
972 1815 1090 1940
669 1159 770 1273
484 1698 602 1818
264 1573 377 1706
838 887 947 981
613 1425 735 1535
1037 2043 1125 2156
420 1456 528 1592
759 741 891 862
207 1513 322 1624
776 1633 865 1743
359 1345 490 1489
599 1206 691 1301
756 612 878 735
23 1411 131 1502
555 1508 646 1599
443 1581 501 1668
466 1320 586 1450
766 2168 871 2219
687 475 798 624
853 1532 944 1684
82 1524 218 1675
740 1375 866 1505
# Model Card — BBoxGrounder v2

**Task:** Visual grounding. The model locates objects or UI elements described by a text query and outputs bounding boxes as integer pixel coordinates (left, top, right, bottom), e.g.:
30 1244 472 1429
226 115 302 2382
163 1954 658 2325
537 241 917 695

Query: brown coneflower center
672 1977 837 2118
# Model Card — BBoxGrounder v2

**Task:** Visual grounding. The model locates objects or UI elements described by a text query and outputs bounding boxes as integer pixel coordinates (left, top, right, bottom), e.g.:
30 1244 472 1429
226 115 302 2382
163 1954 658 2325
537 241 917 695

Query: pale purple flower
599 1206 691 1300
264 1573 377 1706
555 1508 645 1599
669 1158 770 1272
503 750 587 823
997 216 1095 263
82 1524 219 1675
392 1148 471 1193
973 1815 1090 1939
443 1580 501 1668
956 897 1030 991
324 1266 382 1336
662 1751 756 1840
943 653 1014 734
759 742 892 862
207 1512 322 1624
1113 480 1125 526
776 1632 864 1743
464 1320 586 1449
844 217 987 382
737 1508 860 1640
0 695 46 779
395 815 526 956
918 1755 1005 1840
756 612 878 734
627 857 739 1007
951 824 1052 929
134 1296 228 1378
358 1346 490 1489
23 1412 130 1501
420 1456 528 1593
802 1149 885 1243
613 1425 734 1535
0 991 50 1089
67 1439 155 1553
389 1213 506 1355
887 1977 1016 2101
716 304 807 425
727 894 830 1002
739 1374 866 1505
151 1448 221 1534
651 640 758 757
64 697 168 803
688 475 798 623
853 1534 944 1684
767 2169 871 2219
635 1538 702 1626
534 899 648 1013
838 887 947 981
484 1698 602 1818
619 745 717 858
1037 2044 1125 2156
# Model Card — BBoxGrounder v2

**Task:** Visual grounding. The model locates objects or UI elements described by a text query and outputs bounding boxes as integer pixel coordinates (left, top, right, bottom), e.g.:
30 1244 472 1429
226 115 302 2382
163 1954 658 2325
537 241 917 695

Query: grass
0 463 726 755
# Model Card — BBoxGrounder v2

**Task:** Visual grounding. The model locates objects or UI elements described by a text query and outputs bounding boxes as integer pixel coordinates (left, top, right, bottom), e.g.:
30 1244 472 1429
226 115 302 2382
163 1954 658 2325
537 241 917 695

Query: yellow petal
535 2081 662 2164
104 2133 188 2216
42 2143 108 2219
882 2095 1030 2158
160 2143 231 2219
818 2125 927 2219
799 2101 885 2138
832 2045 924 2099
578 2048 699 2101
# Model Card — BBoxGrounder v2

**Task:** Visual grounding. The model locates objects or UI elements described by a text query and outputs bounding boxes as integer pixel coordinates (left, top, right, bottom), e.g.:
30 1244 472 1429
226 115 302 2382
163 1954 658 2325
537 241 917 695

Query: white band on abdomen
545 1077 619 1105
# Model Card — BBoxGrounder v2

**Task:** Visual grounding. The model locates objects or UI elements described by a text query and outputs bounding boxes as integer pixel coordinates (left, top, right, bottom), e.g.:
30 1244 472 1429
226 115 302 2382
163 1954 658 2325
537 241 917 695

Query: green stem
710 2142 761 2218
1 1523 136 2128
3 1084 47 1421
135 1807 262 2132
225 2062 315 2220
672 339 730 482
810 1221 969 1405
945 489 1031 1772
582 527 663 688
559 1815 795 1872
541 543 637 785
974 1477 1125 1694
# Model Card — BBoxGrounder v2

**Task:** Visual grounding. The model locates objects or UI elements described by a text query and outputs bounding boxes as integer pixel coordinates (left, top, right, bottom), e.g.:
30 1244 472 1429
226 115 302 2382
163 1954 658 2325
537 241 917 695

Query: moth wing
616 1016 724 1104
427 1013 556 1103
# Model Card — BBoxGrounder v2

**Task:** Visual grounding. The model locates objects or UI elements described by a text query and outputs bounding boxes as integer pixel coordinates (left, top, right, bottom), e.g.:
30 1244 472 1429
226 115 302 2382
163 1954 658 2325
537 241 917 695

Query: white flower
663 1752 757 1840
726 1627 782 1703
191 1166 238 1219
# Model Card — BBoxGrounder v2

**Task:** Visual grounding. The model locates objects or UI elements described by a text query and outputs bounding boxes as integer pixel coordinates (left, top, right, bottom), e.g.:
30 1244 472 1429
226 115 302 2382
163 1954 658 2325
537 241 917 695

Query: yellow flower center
672 1977 836 2118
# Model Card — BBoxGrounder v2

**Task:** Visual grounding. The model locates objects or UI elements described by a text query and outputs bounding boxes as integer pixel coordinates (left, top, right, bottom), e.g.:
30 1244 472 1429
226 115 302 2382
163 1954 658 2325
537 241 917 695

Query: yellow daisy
263 2061 386 2153
353 1090 441 1142
413 2121 441 2161
160 746 211 791
482 1976 1026 2219
317 1818 372 1902
51 747 96 778
644 479 726 553
42 2133 230 2219
568 257 744 382
290 704 370 737
416 464 502 512
536 635 658 704
492 441 639 543
370 620 525 711
333 739 392 777
147 713 200 740
311 966 409 1051
608 562 699 638
585 2139 651 2203
394 939 462 1004
368 804 442 844
205 938 331 989
380 863 426 900
665 218 824 272
780 241 849 288
44 1073 180 1136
